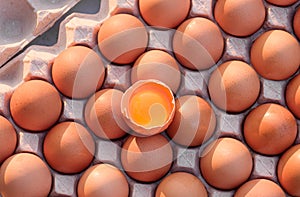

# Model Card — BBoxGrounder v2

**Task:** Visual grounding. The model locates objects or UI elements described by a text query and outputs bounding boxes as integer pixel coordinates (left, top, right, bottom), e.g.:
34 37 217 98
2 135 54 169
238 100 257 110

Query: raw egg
52 45 105 99
266 0 298 6
243 103 297 155
121 134 173 182
0 153 52 197
121 80 175 136
200 137 253 190
286 74 300 119
250 30 300 80
234 179 285 197
214 0 265 37
138 0 190 29
167 95 216 147
85 89 129 139
294 8 300 42
131 50 181 93
10 80 62 132
43 121 95 174
155 172 208 197
98 14 148 64
277 144 300 196
77 163 129 197
208 60 260 113
172 17 224 70
0 116 17 163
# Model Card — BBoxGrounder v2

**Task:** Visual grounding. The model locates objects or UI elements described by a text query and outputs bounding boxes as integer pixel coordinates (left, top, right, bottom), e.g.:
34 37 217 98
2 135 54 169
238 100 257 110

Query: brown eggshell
77 163 129 197
155 172 208 197
121 134 173 182
250 30 300 80
167 95 216 147
10 80 62 132
277 144 300 196
294 8 300 40
0 116 17 163
131 50 181 93
138 0 190 29
0 153 52 197
214 0 265 37
52 45 105 99
85 89 129 139
266 0 298 6
172 17 224 70
208 60 260 113
243 103 297 155
98 14 148 64
200 137 253 190
43 121 95 174
286 74 300 119
121 80 175 137
234 179 285 197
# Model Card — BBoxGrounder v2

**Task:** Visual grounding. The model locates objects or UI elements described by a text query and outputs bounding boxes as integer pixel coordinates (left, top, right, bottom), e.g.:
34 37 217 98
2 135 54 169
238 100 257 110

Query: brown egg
131 50 181 93
214 0 265 37
251 30 300 80
0 116 17 164
266 0 298 6
121 134 173 182
200 137 253 190
43 121 95 174
172 17 224 70
244 103 297 155
0 153 52 197
138 0 190 29
85 89 129 139
155 172 207 197
286 74 300 119
208 60 260 113
77 163 129 197
98 14 148 64
277 144 300 196
234 179 285 197
167 95 216 147
121 80 175 137
52 45 105 99
294 8 300 41
10 80 62 132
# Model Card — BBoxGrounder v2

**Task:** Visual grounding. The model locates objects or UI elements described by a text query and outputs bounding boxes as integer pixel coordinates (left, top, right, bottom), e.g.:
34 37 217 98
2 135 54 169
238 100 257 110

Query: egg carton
0 0 299 196
0 0 84 67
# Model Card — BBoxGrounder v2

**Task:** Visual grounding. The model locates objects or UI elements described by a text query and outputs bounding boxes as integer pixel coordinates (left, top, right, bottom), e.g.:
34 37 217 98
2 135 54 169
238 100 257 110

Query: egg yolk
129 83 173 128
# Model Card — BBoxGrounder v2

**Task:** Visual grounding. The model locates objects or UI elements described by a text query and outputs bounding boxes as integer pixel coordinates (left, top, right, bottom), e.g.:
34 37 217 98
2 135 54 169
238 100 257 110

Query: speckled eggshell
208 60 260 113
77 164 129 197
234 179 285 197
52 45 105 99
294 8 300 40
277 144 300 196
243 103 297 155
167 95 216 147
0 153 52 197
200 137 253 190
155 172 208 197
286 74 300 119
138 0 190 29
250 30 300 80
10 80 62 132
98 14 148 64
131 50 181 93
214 0 265 37
0 116 17 164
85 89 129 139
266 0 298 6
43 121 95 174
121 134 173 183
172 17 224 70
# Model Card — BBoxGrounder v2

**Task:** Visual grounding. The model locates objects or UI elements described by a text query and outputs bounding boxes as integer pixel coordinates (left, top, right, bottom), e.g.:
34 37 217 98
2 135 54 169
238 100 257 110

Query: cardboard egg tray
0 0 299 196
0 0 83 67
